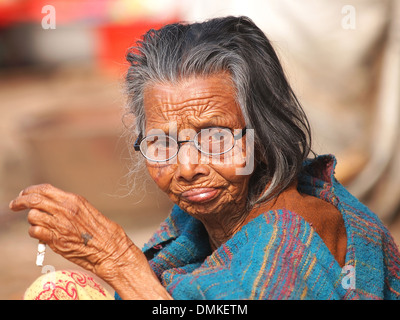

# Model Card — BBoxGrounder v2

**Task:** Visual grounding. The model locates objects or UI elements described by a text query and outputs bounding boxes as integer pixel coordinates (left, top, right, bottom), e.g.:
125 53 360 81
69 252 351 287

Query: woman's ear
121 112 136 131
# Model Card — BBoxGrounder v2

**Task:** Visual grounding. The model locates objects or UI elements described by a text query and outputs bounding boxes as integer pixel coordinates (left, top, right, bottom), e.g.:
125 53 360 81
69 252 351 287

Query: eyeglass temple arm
134 133 142 151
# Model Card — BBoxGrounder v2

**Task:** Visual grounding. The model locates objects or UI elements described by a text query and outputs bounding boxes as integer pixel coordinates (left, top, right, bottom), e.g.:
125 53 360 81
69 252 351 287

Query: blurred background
0 0 399 299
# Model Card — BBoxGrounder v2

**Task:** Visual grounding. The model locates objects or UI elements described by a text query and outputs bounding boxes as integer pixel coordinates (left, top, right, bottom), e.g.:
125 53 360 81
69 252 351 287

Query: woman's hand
10 184 171 299
9 184 136 279
9 183 172 299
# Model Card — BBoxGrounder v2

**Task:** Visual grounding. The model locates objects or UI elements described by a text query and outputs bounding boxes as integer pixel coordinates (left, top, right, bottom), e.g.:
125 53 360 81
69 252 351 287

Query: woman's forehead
143 74 245 131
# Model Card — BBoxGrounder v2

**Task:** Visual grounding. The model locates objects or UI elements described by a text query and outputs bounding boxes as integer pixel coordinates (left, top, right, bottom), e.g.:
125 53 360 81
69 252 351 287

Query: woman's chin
177 199 223 217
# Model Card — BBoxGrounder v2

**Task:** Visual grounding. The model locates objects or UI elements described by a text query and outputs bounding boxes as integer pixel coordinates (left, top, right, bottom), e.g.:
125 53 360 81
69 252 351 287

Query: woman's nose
175 143 210 182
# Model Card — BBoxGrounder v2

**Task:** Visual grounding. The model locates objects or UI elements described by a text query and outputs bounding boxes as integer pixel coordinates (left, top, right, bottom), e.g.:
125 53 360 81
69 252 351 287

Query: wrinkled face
143 73 252 219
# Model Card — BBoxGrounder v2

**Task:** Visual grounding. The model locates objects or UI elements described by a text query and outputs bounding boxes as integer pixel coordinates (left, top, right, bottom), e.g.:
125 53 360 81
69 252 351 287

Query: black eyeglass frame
134 127 247 162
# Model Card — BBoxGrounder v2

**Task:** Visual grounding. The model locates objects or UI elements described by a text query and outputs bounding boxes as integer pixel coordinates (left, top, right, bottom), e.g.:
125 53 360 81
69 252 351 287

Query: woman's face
143 73 252 219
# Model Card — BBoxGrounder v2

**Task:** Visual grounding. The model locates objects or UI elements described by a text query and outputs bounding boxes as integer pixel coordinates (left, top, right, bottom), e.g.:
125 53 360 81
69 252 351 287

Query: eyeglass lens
140 127 235 161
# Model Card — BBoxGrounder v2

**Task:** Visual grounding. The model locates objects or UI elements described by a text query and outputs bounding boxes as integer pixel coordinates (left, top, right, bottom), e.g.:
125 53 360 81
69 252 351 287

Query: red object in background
96 18 179 76
0 0 180 74
0 0 110 27
0 0 27 27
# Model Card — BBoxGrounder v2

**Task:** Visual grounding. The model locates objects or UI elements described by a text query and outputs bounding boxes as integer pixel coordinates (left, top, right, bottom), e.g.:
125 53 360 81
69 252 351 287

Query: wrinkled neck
199 204 248 252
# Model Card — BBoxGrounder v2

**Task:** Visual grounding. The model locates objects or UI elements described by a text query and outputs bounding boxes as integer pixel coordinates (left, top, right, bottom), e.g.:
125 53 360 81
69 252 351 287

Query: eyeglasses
134 127 247 162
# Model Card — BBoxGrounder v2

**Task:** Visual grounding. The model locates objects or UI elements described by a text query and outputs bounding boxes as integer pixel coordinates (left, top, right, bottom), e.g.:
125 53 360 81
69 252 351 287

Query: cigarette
36 242 46 267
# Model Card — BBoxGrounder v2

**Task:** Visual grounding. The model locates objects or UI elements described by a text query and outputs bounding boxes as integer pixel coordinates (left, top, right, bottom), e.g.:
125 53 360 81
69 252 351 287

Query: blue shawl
116 155 400 299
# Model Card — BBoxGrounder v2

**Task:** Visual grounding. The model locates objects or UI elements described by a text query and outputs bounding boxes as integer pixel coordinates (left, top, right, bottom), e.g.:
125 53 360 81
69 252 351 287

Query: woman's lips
181 188 219 203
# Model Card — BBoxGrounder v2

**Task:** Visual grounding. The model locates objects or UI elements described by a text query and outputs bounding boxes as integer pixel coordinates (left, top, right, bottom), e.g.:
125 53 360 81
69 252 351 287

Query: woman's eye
151 138 171 149
198 128 233 153
210 132 227 141
156 139 169 147
209 129 231 142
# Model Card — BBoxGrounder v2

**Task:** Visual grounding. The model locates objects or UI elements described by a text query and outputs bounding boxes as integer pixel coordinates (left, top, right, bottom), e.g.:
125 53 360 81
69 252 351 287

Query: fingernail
9 200 14 209
19 190 24 196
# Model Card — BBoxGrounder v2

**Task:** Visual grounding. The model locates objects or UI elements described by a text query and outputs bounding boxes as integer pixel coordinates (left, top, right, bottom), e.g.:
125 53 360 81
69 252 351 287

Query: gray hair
124 16 313 208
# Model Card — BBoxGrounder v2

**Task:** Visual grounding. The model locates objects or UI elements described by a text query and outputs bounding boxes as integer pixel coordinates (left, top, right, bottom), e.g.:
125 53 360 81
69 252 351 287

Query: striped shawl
117 155 400 299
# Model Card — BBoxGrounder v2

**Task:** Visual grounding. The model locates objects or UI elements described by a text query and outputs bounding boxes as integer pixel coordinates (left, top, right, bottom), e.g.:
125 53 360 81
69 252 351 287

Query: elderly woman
9 16 400 300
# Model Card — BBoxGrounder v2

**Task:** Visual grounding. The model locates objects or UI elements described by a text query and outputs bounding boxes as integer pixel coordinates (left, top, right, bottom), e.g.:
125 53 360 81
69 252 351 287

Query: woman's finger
9 193 58 213
28 225 53 243
18 183 70 201
27 208 54 229
9 193 79 219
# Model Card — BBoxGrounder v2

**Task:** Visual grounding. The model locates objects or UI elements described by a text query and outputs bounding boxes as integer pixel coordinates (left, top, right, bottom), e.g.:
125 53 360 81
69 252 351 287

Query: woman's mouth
181 188 219 203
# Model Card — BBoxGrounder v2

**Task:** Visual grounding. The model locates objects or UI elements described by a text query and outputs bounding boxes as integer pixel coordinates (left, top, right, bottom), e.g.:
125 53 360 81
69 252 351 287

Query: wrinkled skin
9 73 252 299
9 184 170 299
144 73 251 249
